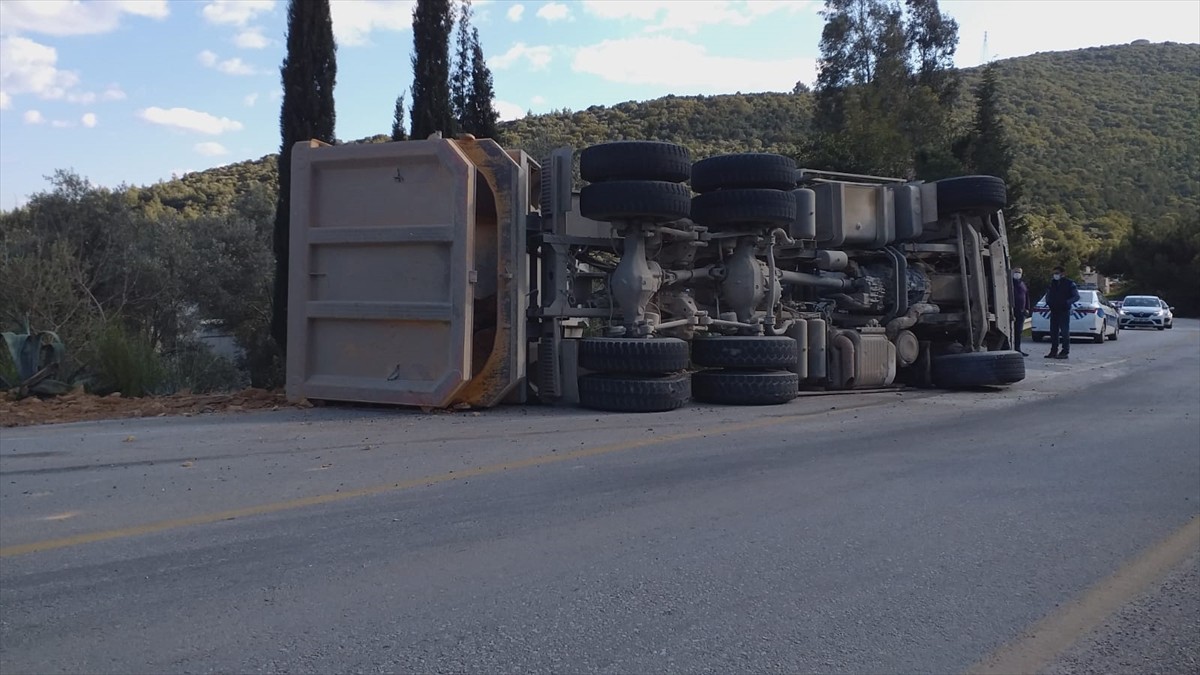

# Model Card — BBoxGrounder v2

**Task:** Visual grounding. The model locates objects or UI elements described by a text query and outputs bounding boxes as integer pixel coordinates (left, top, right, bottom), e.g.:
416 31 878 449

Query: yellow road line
967 516 1200 675
1 398 891 558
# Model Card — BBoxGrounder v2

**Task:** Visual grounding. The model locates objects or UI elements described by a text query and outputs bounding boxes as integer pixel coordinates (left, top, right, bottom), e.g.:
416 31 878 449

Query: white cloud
81 112 97 127
573 37 817 93
23 109 44 124
531 95 546 105
944 0 1200 68
194 141 230 156
331 0 415 47
507 4 525 21
234 27 271 49
201 0 274 26
493 100 525 122
50 119 73 128
536 2 569 21
0 91 10 109
138 106 244 135
62 84 125 104
581 0 813 34
0 0 168 36
198 50 260 76
119 0 169 18
0 37 80 100
217 57 257 76
244 92 259 107
491 42 553 70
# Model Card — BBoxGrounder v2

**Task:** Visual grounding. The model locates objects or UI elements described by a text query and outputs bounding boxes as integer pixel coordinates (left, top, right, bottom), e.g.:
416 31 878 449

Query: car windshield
1123 297 1159 307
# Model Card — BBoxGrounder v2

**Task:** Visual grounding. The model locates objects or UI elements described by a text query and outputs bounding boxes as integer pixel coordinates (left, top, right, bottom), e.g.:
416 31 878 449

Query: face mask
1012 272 1022 280
1052 273 1061 281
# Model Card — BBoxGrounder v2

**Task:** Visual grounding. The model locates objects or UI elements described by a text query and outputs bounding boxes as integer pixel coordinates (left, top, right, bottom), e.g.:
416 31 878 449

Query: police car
1031 289 1120 344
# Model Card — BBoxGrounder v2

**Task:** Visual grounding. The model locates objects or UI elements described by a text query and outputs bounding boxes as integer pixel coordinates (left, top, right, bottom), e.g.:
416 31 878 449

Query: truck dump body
285 137 527 408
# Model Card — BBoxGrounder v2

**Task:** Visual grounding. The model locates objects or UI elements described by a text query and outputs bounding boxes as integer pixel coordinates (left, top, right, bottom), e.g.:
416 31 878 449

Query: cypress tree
464 29 499 138
410 0 454 139
965 63 1025 239
272 0 336 353
450 0 473 131
391 92 408 141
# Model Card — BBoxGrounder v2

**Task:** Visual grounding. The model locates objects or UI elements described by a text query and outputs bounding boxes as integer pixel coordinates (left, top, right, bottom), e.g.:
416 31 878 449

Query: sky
1 0 1198 210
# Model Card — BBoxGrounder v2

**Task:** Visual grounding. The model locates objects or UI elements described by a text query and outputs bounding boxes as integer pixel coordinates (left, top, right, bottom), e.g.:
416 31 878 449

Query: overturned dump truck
285 137 1024 413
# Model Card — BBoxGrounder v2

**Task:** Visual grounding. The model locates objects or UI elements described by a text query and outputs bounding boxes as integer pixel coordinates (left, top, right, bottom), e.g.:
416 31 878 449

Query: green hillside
127 42 1198 229
116 41 1198 315
970 42 1199 221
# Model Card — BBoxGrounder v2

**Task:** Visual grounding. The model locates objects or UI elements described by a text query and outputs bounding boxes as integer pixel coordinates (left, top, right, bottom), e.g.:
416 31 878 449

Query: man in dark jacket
1044 265 1080 359
1011 267 1031 356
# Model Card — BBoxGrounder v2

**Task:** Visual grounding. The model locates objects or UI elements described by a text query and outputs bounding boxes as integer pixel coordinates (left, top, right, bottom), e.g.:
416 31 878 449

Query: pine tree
272 0 336 353
450 0 473 132
391 92 408 141
464 29 499 138
410 0 455 139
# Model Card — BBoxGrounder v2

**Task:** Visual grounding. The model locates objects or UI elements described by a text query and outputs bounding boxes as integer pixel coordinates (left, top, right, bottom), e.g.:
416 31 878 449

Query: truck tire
691 189 796 229
580 180 691 222
692 370 799 405
581 141 691 183
1032 332 1046 342
578 373 691 412
579 337 690 374
691 336 798 369
931 350 1025 388
935 175 1007 216
691 153 797 193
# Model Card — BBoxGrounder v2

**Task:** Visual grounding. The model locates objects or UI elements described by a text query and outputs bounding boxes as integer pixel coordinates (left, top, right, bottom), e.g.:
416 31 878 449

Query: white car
1031 289 1120 344
1119 295 1174 330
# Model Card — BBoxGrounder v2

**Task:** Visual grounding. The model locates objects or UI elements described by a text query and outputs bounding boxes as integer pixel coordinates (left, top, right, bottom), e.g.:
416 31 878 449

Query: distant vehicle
1119 295 1174 330
1031 289 1120 344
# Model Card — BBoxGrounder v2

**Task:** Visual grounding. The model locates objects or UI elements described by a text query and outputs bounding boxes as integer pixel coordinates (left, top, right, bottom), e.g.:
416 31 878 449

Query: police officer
1011 267 1031 356
1044 265 1080 360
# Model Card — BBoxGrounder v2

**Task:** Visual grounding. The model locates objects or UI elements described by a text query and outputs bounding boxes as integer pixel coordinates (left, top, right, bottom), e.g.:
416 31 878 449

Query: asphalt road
2 321 1198 674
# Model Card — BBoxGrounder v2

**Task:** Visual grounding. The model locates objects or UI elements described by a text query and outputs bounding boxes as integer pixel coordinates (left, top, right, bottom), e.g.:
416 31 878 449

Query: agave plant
1 319 73 397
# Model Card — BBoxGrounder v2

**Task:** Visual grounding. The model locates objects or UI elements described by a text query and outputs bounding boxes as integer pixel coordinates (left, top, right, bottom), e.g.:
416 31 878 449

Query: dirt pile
0 387 308 428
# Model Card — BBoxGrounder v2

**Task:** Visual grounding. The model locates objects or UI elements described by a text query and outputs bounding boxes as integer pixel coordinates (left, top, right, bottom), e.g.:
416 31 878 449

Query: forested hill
975 41 1198 222
498 41 1200 223
130 41 1197 230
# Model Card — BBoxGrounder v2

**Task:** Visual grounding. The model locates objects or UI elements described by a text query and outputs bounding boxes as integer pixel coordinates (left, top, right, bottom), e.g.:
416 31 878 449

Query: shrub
89 322 166 397
161 340 247 394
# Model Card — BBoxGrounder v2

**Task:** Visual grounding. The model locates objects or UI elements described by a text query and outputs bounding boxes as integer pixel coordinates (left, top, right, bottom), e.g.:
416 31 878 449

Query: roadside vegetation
1 0 1196 398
